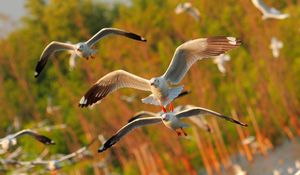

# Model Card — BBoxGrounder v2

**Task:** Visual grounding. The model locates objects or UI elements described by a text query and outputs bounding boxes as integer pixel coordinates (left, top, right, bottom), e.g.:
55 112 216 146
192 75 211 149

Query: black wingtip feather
35 135 56 145
126 32 147 42
127 116 141 123
34 58 48 78
98 135 118 153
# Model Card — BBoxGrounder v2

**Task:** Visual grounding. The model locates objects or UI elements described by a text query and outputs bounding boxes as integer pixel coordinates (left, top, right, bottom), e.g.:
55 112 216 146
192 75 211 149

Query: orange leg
169 103 174 112
180 127 188 136
175 129 182 136
161 106 167 113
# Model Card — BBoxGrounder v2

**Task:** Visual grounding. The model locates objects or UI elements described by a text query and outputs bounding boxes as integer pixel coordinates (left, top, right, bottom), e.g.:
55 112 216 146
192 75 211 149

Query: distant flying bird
241 136 256 145
46 96 60 114
175 2 200 21
0 129 55 154
22 137 97 171
213 54 231 74
128 105 212 133
79 36 241 112
251 0 289 20
98 107 247 152
34 28 147 77
121 94 138 104
269 37 283 58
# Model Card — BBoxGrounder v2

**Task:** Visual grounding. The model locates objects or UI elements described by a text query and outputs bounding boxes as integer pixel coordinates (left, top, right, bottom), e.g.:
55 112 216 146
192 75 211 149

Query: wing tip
78 96 88 108
226 37 242 45
34 71 39 78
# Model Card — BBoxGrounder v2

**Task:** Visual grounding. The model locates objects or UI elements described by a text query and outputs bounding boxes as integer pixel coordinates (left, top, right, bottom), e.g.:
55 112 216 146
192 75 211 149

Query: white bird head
162 113 174 121
76 43 86 52
149 77 164 88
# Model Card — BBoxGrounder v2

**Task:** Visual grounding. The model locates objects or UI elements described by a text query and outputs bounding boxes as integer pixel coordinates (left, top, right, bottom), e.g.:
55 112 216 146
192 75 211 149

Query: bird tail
167 86 184 104
141 95 160 106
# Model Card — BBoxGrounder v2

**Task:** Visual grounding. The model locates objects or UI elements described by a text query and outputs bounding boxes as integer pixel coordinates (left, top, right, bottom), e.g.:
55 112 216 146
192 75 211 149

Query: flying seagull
269 37 283 58
21 137 97 171
79 36 241 112
0 129 55 154
128 105 213 132
34 28 146 77
251 0 289 20
213 54 231 74
175 2 200 21
98 107 247 152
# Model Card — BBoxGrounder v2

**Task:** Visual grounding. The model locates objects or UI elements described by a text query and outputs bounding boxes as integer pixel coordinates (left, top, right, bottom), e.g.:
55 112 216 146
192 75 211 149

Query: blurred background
0 0 300 174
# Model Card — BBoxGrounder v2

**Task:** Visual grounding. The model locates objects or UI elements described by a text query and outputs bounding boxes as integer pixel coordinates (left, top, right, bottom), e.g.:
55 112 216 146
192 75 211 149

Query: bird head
162 113 171 121
76 43 85 52
149 77 162 88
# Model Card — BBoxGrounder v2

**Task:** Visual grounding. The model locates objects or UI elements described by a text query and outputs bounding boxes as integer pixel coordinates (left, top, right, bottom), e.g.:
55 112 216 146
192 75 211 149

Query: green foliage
0 0 299 174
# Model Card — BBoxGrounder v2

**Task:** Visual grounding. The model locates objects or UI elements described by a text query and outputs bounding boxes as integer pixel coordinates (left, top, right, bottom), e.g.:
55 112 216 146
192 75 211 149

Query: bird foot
169 103 174 112
180 128 188 136
176 130 182 136
162 106 167 113
91 55 95 59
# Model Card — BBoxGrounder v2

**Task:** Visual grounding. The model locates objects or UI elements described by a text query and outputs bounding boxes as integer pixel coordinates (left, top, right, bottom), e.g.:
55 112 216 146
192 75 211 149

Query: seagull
0 129 55 154
98 107 247 152
46 96 60 114
121 94 138 104
251 0 289 20
79 36 241 112
34 28 147 77
128 105 212 133
213 54 231 74
175 2 200 21
269 37 283 58
241 136 256 145
24 137 97 171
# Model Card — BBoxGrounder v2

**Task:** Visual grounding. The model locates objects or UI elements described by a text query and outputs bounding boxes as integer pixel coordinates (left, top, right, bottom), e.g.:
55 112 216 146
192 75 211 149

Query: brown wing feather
79 70 151 107
163 37 241 84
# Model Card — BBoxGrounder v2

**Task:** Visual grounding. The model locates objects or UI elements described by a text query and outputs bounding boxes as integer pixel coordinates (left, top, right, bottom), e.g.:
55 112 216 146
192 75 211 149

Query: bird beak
77 49 81 52
150 82 154 86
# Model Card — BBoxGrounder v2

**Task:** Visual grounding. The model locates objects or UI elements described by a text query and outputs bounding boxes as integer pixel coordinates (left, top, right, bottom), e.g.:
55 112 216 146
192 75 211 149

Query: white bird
241 136 256 145
0 129 55 154
213 54 231 74
175 2 200 21
46 96 60 114
128 105 212 132
98 107 247 152
269 37 283 58
121 94 138 104
79 36 241 112
295 160 300 169
24 138 97 171
34 28 146 77
251 0 289 20
232 164 247 175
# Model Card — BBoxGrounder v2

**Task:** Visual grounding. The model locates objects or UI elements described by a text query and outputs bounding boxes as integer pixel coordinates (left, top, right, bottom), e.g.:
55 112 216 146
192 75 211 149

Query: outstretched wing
127 111 158 123
175 107 247 126
35 41 75 77
98 117 162 152
162 37 241 85
86 28 146 47
14 129 55 145
79 70 151 107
